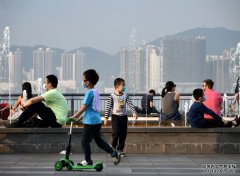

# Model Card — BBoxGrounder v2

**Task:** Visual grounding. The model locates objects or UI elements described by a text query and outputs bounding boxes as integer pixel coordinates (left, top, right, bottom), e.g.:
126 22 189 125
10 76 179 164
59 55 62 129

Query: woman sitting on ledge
188 88 240 128
8 82 33 121
161 81 181 121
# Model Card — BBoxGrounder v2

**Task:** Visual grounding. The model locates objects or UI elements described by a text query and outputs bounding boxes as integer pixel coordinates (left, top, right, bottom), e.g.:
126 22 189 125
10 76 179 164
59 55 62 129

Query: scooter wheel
66 160 74 170
54 160 64 171
95 163 103 172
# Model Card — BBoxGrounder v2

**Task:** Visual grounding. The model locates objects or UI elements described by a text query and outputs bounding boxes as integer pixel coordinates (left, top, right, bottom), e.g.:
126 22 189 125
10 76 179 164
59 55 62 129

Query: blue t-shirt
82 89 102 125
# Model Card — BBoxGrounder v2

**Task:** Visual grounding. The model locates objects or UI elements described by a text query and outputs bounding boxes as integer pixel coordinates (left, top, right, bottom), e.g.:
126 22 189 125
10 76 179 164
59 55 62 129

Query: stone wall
0 127 239 154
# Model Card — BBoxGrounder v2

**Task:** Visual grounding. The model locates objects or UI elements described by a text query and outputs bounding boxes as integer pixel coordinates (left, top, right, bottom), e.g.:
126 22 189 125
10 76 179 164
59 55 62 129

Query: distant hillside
149 27 240 55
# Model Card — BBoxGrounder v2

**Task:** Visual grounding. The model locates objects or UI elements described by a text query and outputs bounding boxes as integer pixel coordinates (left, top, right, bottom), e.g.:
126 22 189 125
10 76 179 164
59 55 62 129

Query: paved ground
0 153 239 176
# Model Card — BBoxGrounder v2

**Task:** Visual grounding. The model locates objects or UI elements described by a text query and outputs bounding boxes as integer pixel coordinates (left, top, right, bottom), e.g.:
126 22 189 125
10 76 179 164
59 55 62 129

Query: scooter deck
71 161 103 170
55 158 103 171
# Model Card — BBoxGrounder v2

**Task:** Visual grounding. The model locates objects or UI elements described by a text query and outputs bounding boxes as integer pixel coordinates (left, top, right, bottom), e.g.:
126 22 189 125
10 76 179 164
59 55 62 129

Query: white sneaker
119 151 127 157
77 160 93 166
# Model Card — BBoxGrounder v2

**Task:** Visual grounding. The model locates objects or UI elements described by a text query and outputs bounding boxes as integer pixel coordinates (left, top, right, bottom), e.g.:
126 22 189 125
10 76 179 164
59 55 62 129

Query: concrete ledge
0 127 240 154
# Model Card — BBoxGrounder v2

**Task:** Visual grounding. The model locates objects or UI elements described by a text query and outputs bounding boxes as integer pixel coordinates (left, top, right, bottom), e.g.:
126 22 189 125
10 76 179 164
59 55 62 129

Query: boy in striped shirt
104 78 138 157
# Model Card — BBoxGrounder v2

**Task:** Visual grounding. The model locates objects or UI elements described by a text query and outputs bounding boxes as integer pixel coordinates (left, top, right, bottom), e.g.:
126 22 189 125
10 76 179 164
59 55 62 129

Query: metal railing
0 93 236 116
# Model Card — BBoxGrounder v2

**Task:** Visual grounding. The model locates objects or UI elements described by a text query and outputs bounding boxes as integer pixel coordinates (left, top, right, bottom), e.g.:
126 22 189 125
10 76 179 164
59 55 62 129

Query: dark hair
114 78 125 88
22 82 33 99
161 81 176 98
46 75 58 88
83 69 99 85
203 79 214 89
149 89 155 96
193 88 204 100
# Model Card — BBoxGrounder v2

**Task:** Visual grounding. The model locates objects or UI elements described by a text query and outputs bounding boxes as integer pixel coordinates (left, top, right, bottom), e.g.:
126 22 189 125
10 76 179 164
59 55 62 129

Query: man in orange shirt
202 79 223 119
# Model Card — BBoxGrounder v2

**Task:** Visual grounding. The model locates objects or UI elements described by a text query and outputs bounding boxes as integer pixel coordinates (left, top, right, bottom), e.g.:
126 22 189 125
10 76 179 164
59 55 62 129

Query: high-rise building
160 36 206 84
120 46 146 92
134 47 146 92
120 37 206 93
60 50 86 92
0 52 8 83
148 46 161 89
8 52 14 83
207 49 235 92
8 48 22 90
33 48 56 80
44 48 56 76
73 50 86 86
61 52 74 80
33 48 45 80
120 45 163 92
0 26 10 83
120 48 128 80
14 48 23 84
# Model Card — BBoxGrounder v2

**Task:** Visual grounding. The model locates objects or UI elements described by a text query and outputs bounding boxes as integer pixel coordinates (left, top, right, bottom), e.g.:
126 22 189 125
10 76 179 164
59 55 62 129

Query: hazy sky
0 0 239 54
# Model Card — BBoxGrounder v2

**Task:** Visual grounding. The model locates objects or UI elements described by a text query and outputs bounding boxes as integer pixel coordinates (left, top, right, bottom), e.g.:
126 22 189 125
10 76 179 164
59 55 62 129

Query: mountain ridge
149 27 240 55
11 27 240 82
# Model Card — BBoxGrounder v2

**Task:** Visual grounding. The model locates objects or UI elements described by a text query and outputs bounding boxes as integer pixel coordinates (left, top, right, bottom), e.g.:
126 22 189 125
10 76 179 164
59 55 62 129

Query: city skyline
1 25 240 94
0 0 240 54
3 37 237 94
120 36 207 93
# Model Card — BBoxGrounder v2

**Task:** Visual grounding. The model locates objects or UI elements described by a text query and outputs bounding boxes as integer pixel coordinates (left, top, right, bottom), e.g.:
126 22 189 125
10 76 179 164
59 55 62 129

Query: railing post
71 97 74 115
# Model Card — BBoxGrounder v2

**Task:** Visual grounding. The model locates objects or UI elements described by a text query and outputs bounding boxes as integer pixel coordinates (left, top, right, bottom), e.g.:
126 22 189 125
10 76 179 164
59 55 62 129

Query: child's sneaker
111 151 121 166
77 160 93 166
118 150 127 157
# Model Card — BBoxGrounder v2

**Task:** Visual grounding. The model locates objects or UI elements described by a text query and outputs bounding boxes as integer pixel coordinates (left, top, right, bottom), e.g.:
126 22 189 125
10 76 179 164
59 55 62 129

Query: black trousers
17 102 61 128
82 124 113 163
142 107 159 114
111 114 128 151
201 118 232 128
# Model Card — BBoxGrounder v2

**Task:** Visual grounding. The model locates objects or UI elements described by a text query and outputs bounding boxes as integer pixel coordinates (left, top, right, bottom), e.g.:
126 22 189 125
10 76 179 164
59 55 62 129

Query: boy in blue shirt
188 88 240 128
70 69 121 166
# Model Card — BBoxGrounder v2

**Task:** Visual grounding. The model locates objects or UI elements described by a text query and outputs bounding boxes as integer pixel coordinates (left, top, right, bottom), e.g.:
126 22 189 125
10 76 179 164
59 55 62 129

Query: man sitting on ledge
141 89 159 114
188 88 240 128
6 75 68 128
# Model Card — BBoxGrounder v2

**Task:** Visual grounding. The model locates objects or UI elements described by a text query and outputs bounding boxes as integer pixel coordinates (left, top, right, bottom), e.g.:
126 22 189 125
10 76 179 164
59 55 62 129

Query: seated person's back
161 81 181 120
162 92 178 116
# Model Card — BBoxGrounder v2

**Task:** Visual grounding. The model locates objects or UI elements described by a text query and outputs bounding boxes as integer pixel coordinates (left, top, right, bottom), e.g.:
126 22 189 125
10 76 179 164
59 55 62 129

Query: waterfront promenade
0 153 239 175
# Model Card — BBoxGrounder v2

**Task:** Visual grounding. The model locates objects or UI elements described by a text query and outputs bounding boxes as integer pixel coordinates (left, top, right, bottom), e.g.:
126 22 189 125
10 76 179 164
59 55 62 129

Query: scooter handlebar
66 117 76 123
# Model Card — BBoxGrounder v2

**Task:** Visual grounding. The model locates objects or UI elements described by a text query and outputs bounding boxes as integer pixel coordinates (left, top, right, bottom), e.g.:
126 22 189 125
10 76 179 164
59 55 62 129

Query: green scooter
54 120 103 172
